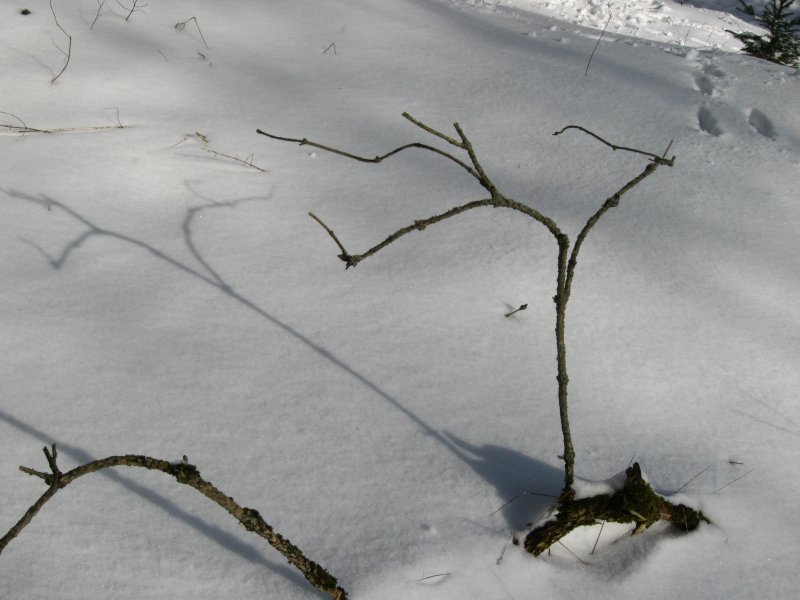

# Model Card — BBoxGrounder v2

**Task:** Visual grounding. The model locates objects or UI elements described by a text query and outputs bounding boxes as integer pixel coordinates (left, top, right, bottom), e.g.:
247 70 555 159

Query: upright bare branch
258 114 674 501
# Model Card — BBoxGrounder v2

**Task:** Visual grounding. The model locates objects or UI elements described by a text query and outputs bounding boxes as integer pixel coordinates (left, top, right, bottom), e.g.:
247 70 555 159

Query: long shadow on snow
4 187 561 530
0 407 328 599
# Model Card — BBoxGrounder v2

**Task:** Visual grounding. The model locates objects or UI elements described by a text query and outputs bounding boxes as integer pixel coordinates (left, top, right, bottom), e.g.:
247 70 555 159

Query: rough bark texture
1 446 348 600
524 463 709 556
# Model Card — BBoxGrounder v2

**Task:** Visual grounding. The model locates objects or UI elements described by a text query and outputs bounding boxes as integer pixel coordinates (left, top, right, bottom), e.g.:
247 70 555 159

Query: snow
1 0 799 599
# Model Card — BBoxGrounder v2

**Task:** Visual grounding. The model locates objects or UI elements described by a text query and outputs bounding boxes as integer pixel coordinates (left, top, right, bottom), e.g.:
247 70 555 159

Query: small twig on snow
49 0 72 83
118 0 147 22
590 520 606 555
553 125 675 166
0 110 126 136
416 573 450 582
175 17 209 48
178 132 267 172
675 465 712 493
585 12 612 76
323 42 337 54
504 304 528 317
91 0 107 29
712 469 754 494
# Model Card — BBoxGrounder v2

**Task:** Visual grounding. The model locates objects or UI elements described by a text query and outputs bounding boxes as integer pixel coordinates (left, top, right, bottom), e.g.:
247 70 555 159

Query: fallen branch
1 445 347 600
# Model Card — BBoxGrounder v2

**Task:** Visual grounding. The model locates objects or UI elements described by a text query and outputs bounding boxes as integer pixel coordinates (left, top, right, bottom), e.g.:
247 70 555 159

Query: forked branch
258 113 675 506
1 445 348 600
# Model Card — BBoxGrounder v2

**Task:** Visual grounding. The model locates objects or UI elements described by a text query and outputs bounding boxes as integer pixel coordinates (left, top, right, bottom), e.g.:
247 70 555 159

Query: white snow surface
1 0 799 599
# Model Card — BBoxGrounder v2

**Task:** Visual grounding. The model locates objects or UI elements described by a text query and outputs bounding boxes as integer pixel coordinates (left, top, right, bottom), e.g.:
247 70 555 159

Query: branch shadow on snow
0 407 330 600
444 433 562 530
3 186 559 535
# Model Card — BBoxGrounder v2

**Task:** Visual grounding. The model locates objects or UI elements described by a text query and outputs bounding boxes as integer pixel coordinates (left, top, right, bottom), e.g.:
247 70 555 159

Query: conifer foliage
728 0 800 67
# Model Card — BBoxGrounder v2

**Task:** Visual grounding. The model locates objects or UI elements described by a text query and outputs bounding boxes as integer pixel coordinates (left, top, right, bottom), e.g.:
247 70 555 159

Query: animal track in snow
697 105 723 136
748 108 777 140
694 73 715 95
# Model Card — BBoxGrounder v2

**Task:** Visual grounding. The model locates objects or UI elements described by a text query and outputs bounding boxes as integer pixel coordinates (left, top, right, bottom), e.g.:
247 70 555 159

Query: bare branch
2 446 348 599
49 0 71 83
563 159 665 303
175 16 209 48
260 114 678 510
118 0 148 21
256 126 480 181
91 0 107 29
310 194 565 269
309 212 351 263
553 125 675 166
401 112 465 148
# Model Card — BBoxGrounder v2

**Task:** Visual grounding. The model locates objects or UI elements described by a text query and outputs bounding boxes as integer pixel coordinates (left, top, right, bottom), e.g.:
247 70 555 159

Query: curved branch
256 128 480 181
310 195 564 269
1 445 348 600
563 158 665 303
553 125 675 166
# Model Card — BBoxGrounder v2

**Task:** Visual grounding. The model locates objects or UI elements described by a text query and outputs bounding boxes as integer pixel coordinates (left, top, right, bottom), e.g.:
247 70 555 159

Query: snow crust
1 1 799 599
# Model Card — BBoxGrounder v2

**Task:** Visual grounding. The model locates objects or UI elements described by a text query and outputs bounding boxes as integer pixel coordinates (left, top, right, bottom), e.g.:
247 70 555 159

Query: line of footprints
692 57 777 140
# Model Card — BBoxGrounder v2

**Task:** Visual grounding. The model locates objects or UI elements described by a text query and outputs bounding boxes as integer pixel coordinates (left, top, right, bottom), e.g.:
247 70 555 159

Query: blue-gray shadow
4 186 561 531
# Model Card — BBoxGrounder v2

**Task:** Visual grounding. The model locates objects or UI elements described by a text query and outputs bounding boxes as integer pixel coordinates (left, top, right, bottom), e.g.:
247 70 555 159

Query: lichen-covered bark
2 446 348 600
524 463 709 556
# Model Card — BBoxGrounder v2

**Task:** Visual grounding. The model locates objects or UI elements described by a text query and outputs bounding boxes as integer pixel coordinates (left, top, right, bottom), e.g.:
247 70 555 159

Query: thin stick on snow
1 445 349 600
175 17 209 48
323 42 337 54
675 465 712 493
489 490 559 517
504 304 528 317
711 469 754 494
0 111 127 136
590 520 606 555
49 0 72 83
416 573 450 582
585 13 612 77
91 0 107 29
558 541 590 565
118 0 147 22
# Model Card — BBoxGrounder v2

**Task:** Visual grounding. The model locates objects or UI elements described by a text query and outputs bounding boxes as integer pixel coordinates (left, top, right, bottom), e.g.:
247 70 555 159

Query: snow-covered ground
1 1 799 599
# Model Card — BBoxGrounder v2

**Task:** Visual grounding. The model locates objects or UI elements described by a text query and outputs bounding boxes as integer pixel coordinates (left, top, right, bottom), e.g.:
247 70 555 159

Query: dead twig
1 445 348 600
712 469 754 494
176 132 267 172
91 0 107 29
585 13 612 77
118 0 147 22
0 110 126 136
504 304 528 317
323 42 337 54
675 465 712 493
175 16 209 48
49 0 71 83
